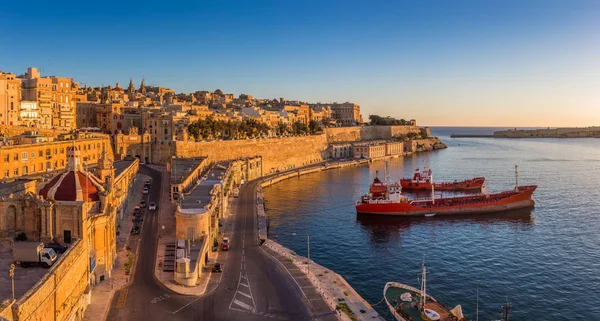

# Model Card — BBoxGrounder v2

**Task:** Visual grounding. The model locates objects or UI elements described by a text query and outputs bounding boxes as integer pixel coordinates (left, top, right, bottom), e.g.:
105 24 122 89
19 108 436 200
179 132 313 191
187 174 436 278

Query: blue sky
1 0 599 126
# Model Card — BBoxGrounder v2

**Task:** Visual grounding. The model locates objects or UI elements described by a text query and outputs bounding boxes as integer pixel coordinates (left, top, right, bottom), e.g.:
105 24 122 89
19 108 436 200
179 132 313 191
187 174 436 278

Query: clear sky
1 0 599 127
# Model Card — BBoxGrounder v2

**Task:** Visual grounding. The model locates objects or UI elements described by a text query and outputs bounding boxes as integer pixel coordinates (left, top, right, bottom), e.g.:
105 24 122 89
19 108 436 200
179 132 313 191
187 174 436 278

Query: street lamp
9 263 15 300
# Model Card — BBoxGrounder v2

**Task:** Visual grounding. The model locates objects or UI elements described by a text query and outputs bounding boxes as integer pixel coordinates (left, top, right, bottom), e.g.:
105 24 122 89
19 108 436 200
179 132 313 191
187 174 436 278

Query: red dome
39 171 100 202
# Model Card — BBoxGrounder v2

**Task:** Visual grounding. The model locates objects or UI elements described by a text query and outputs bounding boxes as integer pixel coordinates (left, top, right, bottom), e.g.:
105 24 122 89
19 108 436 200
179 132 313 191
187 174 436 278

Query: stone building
0 144 139 321
50 76 76 129
329 143 353 159
0 72 22 126
113 127 152 162
310 102 362 126
172 158 261 286
385 141 404 156
0 134 111 180
353 142 386 159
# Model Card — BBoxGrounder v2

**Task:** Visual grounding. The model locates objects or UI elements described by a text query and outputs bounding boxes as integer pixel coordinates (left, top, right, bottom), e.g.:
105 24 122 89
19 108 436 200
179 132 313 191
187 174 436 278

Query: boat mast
476 285 479 321
419 263 427 311
514 164 519 191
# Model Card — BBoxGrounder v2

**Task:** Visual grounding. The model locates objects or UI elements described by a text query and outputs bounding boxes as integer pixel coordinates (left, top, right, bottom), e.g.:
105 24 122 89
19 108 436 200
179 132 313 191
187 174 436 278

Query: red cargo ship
400 165 485 191
357 166 537 216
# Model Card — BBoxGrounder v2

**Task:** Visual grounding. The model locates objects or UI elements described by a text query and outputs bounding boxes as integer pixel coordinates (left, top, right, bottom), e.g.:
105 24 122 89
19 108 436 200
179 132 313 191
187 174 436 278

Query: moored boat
357 166 537 216
384 264 466 321
400 165 485 191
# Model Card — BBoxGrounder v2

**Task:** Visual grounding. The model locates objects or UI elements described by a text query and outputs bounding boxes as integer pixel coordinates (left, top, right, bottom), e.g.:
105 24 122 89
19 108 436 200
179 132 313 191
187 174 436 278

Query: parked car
145 179 152 185
45 242 68 254
212 263 223 273
140 200 147 208
131 226 140 235
133 206 141 215
221 243 230 251
143 187 149 194
149 202 157 211
134 216 143 223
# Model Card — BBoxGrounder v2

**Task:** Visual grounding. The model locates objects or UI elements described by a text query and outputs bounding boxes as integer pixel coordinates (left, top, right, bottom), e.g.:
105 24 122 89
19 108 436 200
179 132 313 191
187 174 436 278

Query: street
106 165 335 321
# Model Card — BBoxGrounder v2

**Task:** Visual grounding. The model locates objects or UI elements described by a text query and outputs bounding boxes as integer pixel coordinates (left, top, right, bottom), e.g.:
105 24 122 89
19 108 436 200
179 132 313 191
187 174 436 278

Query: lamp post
9 263 15 300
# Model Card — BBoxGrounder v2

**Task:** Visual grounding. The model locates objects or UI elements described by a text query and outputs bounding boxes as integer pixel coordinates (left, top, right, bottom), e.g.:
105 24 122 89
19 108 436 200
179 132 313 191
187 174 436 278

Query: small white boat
424 213 436 217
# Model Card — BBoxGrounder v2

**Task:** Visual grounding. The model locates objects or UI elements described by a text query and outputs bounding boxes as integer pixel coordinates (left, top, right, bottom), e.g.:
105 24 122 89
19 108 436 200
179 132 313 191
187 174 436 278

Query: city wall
155 135 329 173
324 125 423 143
8 240 89 321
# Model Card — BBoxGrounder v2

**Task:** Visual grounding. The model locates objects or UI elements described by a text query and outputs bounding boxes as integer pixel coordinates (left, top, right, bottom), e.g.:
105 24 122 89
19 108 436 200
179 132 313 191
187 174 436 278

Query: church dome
39 144 104 202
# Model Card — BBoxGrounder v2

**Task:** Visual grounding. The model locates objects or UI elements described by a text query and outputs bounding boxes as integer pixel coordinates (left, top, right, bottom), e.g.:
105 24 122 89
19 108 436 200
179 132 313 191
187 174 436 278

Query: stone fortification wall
156 135 329 173
324 125 423 143
494 127 600 138
0 125 67 139
11 239 89 321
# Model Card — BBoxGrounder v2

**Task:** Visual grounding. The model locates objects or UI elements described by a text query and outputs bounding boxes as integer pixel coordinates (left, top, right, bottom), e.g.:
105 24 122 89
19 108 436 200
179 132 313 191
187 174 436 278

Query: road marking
239 281 249 288
171 297 202 315
237 290 252 299
233 299 254 311
241 256 245 262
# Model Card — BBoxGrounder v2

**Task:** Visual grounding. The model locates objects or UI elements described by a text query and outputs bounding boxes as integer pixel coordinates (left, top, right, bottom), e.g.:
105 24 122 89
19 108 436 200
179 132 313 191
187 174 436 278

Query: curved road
107 165 337 321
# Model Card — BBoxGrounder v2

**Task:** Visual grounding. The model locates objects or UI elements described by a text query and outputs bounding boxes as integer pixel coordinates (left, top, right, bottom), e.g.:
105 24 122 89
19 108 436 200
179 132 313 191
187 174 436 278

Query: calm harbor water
264 127 600 321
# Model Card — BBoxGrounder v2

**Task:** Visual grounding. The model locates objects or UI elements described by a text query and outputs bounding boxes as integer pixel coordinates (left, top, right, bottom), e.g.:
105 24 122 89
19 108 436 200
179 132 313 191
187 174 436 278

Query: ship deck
385 285 457 321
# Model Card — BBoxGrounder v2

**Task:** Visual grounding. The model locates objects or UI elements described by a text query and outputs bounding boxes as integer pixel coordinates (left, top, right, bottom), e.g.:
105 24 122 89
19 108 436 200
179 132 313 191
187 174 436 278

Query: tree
309 120 321 134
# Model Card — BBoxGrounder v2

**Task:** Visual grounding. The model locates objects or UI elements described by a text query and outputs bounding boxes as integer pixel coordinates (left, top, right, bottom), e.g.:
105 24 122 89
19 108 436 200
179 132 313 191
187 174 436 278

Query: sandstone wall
12 239 89 321
324 125 422 143
157 135 329 173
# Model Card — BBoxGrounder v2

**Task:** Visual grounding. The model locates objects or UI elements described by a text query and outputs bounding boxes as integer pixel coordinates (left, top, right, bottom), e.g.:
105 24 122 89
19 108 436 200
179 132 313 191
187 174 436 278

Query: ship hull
357 186 536 216
400 177 485 191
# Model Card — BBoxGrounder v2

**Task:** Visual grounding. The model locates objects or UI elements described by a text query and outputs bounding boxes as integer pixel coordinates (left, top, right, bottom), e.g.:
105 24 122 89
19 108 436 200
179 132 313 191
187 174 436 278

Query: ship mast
431 172 435 205
514 164 519 192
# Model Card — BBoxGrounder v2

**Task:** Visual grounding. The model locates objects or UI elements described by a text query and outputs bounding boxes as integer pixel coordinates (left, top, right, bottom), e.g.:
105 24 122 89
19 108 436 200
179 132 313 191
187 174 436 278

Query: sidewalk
83 173 151 321
152 166 237 296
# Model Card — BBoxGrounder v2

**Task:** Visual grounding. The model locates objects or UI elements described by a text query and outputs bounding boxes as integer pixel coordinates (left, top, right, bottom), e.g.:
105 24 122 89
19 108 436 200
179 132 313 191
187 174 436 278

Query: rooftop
0 245 64 303
114 160 135 178
170 157 207 185
0 179 33 191
180 162 230 210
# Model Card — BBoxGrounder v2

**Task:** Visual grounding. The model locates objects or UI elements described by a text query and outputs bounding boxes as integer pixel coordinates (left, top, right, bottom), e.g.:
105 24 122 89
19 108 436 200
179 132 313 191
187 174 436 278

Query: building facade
0 72 22 126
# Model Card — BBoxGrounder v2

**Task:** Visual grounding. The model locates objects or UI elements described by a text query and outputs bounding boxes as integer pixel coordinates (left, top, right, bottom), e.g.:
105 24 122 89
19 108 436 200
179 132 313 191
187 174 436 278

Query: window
32 165 36 172
22 166 28 175
30 152 35 159
61 148 65 154
39 150 43 157
21 152 28 161
13 154 18 161
4 170 8 177
3 155 8 162
66 83 69 88
54 149 57 155
60 83 63 88
13 169 18 176
61 160 65 166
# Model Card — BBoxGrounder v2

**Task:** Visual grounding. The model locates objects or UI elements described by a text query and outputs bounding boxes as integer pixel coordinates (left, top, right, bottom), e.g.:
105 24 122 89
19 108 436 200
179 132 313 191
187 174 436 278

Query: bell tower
97 145 115 191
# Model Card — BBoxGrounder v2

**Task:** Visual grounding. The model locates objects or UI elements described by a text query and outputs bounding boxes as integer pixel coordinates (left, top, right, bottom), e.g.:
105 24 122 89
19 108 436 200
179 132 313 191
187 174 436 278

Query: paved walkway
83 173 150 321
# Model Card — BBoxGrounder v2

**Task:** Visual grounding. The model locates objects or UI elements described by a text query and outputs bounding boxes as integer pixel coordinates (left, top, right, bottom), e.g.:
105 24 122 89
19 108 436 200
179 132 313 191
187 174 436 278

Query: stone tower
128 78 135 93
139 78 146 94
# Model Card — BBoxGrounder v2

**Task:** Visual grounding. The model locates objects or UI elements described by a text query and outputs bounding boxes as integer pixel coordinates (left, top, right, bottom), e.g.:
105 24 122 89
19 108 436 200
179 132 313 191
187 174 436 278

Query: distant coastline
449 126 600 139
